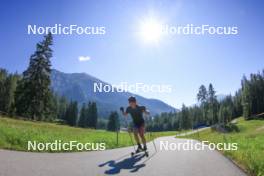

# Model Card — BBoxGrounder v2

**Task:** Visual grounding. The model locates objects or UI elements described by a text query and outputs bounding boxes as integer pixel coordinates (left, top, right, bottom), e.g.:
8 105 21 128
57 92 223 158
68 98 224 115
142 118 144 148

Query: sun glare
139 18 163 43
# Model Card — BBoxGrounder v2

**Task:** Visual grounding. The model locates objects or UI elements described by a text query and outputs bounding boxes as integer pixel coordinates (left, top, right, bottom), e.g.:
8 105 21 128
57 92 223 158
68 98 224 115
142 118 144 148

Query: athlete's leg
138 124 147 150
133 127 142 151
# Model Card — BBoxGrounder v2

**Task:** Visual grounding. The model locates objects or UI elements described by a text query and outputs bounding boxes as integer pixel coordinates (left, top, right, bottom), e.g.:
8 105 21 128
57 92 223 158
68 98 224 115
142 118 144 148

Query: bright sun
139 18 163 43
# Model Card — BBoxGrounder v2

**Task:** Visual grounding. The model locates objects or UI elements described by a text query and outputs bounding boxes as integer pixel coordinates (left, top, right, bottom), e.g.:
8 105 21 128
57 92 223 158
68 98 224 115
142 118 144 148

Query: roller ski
131 145 149 157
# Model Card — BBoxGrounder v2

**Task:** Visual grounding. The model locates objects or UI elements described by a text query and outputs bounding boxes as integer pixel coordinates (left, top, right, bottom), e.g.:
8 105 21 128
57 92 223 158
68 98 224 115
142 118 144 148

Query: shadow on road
98 154 146 174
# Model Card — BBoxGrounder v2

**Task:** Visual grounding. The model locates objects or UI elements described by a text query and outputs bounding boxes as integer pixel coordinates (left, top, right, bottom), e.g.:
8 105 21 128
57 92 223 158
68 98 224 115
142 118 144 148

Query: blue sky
0 0 264 108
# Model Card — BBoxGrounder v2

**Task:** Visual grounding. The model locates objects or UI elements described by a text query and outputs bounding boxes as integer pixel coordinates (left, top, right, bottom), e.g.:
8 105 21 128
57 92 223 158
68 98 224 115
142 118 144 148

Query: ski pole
120 107 136 152
151 131 157 153
147 114 157 153
125 118 136 151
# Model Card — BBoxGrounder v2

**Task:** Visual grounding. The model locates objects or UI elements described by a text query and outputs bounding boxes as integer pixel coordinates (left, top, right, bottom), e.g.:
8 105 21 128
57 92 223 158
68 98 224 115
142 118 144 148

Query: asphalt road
0 137 246 176
175 127 210 137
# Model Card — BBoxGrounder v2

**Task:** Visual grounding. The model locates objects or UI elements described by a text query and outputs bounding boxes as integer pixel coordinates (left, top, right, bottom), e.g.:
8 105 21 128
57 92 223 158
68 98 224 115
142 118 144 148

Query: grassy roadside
179 117 264 176
0 116 178 152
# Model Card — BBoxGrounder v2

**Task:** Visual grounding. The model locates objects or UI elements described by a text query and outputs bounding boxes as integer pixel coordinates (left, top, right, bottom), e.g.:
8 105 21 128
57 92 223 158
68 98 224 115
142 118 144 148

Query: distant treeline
146 70 264 131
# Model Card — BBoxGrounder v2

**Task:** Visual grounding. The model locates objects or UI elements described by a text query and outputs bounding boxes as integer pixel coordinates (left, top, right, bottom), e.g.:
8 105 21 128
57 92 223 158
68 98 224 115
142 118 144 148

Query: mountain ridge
51 69 177 118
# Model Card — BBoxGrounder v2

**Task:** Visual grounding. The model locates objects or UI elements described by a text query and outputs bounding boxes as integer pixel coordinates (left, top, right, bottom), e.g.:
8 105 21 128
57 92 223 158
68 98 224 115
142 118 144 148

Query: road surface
175 127 210 137
0 136 246 176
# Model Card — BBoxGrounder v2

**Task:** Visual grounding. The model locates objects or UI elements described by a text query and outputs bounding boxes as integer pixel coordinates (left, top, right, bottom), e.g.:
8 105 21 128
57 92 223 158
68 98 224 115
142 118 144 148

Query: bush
212 123 239 133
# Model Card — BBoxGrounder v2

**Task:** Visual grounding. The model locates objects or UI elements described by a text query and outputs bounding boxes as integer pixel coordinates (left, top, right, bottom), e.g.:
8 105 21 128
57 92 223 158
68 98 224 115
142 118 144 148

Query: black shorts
134 122 145 129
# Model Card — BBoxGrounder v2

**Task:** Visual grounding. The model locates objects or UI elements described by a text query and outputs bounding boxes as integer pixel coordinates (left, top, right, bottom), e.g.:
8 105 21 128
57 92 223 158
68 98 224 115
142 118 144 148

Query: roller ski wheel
131 149 149 157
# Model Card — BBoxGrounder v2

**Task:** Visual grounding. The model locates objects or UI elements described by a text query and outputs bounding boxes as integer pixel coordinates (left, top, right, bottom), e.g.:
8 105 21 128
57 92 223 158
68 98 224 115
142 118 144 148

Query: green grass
0 116 178 152
180 117 264 176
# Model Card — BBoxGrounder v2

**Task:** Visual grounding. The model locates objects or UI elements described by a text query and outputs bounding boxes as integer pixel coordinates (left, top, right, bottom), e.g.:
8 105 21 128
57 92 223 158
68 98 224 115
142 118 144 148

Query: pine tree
65 101 78 126
78 103 87 127
15 33 53 120
197 85 208 124
241 76 251 119
0 69 8 112
90 102 98 128
57 96 68 120
218 96 233 125
0 69 19 115
85 102 92 127
208 83 218 124
107 111 119 131
49 93 59 121
180 104 191 129
0 69 7 111
233 90 243 118
197 85 208 103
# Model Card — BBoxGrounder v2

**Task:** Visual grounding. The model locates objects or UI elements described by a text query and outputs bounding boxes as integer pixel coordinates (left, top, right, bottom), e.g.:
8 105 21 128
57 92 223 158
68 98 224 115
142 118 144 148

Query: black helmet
128 96 136 102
